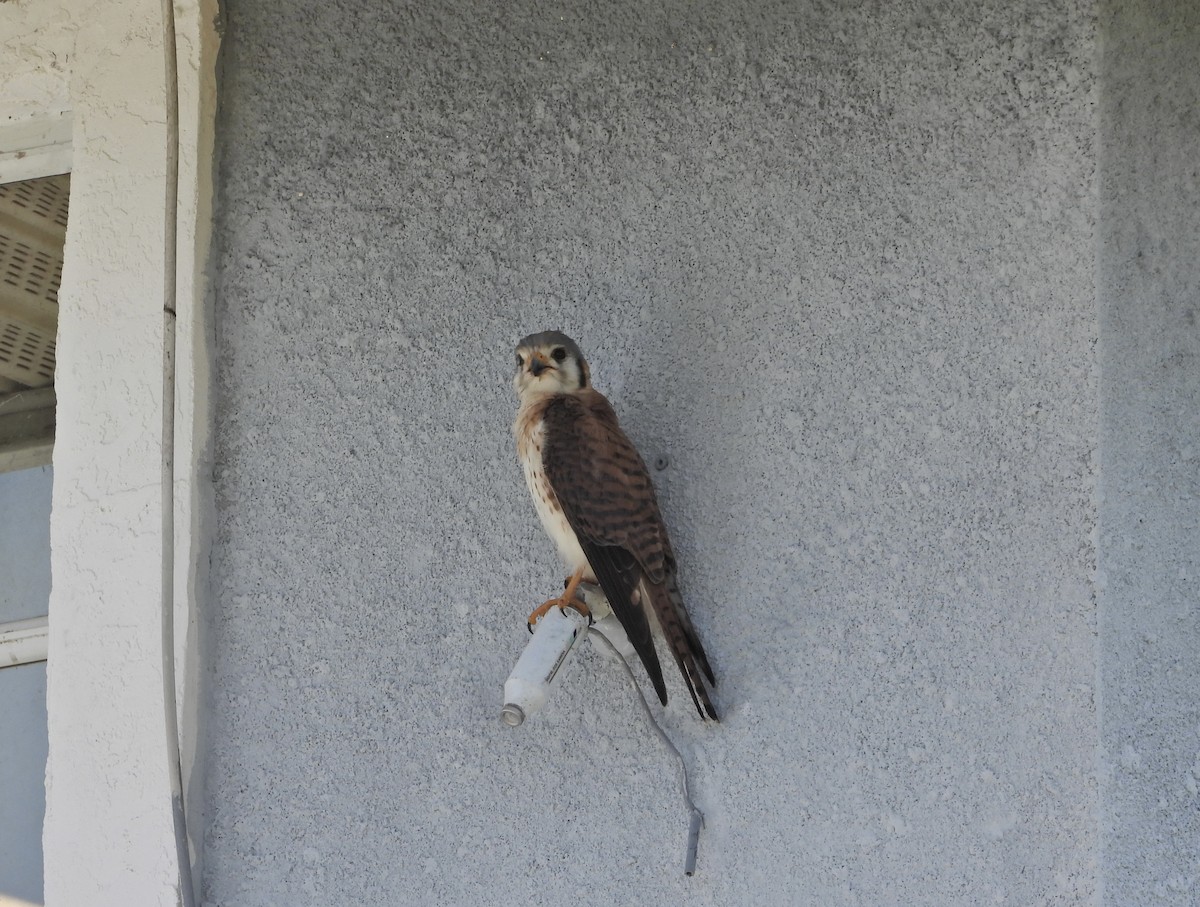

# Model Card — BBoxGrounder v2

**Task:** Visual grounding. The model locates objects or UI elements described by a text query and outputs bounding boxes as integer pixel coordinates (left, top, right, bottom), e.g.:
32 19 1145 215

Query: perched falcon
512 330 718 721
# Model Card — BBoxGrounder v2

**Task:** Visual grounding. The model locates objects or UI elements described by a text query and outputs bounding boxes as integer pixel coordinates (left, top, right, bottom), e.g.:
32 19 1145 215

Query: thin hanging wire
588 627 706 876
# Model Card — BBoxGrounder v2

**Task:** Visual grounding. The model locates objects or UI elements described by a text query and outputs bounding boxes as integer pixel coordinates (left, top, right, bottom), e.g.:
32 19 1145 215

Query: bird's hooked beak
528 352 551 377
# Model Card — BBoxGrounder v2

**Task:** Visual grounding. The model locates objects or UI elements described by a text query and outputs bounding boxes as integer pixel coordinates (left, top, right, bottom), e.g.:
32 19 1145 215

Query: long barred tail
648 576 719 721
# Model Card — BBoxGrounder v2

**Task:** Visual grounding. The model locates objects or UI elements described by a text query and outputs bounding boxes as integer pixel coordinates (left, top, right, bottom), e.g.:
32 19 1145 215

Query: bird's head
513 331 590 398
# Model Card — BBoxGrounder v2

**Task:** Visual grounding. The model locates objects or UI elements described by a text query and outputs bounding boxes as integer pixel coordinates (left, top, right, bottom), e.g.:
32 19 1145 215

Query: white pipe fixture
501 604 589 727
501 583 632 727
0 615 49 667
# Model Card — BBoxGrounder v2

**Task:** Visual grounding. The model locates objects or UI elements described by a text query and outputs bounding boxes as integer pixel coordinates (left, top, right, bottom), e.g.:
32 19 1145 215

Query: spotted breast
514 396 589 573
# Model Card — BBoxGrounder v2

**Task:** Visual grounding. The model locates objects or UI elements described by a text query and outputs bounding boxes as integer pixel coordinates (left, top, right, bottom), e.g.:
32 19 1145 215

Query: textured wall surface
1098 3 1200 904
207 1 1100 904
0 1 72 122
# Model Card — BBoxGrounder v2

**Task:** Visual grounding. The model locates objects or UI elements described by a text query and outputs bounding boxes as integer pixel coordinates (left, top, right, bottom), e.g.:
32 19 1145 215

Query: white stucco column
1 1 217 904
44 5 180 900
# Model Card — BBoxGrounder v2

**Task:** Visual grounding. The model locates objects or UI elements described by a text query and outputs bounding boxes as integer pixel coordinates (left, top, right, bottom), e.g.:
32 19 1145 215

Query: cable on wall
159 0 196 903
588 627 706 875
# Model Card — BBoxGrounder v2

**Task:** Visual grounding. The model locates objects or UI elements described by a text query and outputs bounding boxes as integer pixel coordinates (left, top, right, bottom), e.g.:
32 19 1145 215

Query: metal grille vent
2 177 71 231
0 316 55 386
0 174 67 391
1 233 63 306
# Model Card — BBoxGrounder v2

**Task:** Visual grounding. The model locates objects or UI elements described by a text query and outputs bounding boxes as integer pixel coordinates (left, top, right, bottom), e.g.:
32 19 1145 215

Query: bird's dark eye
551 347 567 362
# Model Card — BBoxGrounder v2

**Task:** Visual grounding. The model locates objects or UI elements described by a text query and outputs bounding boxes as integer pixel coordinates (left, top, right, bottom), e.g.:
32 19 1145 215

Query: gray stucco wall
202 0 1187 903
1098 3 1200 904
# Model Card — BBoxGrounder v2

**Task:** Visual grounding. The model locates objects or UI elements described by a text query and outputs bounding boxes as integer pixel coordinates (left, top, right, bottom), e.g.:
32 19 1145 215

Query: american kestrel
512 331 718 720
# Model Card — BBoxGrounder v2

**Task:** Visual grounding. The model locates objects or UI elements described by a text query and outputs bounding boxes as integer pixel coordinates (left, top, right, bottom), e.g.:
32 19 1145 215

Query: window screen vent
0 174 67 391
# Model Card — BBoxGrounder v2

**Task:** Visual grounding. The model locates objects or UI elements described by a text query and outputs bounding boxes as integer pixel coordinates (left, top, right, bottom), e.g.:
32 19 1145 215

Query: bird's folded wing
541 392 674 703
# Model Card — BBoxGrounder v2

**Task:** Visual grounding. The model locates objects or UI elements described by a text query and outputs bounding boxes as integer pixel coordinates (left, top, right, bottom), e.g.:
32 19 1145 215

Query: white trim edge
0 615 49 667
0 111 73 184
0 894 44 907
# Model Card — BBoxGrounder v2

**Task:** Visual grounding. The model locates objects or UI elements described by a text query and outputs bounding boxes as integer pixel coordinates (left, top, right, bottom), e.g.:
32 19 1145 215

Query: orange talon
527 566 591 631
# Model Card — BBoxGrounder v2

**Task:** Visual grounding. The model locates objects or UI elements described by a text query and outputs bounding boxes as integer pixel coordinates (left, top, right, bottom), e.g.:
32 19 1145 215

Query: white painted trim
0 893 44 907
0 437 52 473
0 615 49 667
0 112 72 184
